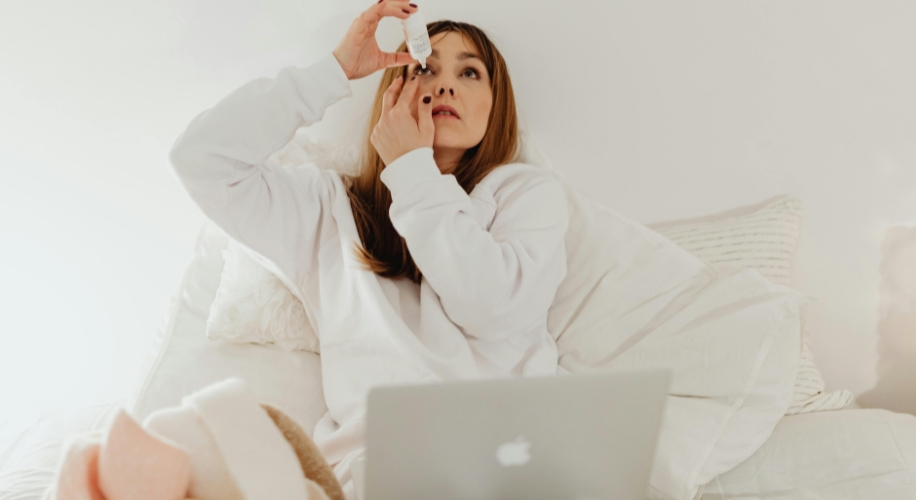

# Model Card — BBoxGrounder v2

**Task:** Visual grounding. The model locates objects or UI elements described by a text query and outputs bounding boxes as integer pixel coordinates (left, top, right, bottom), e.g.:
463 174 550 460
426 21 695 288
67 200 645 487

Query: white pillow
645 194 803 286
644 196 855 415
207 239 320 353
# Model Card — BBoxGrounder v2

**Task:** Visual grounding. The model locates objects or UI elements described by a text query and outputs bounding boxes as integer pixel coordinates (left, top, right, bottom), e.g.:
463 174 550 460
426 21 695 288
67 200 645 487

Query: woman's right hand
332 1 419 81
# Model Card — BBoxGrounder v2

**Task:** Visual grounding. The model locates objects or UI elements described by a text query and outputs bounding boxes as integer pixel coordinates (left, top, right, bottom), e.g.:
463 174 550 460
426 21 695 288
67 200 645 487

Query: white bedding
3 220 916 499
701 408 916 499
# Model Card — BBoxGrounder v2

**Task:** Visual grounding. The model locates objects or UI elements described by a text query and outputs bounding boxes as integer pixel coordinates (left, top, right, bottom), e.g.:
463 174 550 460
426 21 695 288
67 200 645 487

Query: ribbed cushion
646 195 854 415
645 195 802 286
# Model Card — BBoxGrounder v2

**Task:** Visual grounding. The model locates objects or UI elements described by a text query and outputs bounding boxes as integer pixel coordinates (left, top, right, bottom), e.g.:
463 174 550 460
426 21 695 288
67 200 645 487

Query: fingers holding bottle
333 1 419 80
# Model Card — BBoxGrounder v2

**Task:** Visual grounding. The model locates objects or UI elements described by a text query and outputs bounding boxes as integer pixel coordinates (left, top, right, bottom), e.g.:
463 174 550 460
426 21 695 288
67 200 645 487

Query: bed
2 213 915 500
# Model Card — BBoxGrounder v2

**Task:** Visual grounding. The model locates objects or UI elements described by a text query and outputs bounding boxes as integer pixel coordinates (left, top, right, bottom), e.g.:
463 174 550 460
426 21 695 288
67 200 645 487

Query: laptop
355 367 673 500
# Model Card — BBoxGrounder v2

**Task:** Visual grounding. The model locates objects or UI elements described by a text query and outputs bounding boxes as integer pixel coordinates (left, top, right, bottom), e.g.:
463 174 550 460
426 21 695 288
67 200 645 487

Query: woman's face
406 32 492 168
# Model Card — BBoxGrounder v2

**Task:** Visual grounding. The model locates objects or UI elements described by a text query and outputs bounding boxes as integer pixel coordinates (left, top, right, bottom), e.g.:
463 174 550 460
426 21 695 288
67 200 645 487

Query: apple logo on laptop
496 436 531 467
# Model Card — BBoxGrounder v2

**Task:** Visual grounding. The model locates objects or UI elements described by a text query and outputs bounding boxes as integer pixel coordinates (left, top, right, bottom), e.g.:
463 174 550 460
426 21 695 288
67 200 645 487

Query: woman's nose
430 75 455 97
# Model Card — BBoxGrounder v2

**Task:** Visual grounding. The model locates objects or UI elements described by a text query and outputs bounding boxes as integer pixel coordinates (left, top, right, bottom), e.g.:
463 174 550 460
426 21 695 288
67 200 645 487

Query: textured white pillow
644 195 804 286
644 196 855 415
207 239 320 353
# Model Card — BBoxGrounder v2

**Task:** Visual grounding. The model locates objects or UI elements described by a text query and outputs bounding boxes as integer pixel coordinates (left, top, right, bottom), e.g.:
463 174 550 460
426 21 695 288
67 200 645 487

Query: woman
168 1 569 497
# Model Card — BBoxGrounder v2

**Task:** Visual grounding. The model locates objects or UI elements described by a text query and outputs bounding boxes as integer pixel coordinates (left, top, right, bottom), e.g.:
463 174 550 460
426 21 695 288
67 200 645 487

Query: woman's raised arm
169 1 420 295
168 53 353 295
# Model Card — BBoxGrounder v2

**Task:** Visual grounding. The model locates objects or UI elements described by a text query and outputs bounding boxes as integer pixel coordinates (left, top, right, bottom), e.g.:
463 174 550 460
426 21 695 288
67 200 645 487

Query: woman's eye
412 66 481 79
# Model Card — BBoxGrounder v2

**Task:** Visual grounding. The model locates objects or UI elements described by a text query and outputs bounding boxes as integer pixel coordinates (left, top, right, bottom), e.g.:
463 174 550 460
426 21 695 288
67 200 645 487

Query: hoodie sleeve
379 147 569 342
168 52 352 296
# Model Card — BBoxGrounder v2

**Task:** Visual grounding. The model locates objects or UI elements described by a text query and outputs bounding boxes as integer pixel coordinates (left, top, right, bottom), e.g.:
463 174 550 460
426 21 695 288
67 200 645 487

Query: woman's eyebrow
429 48 481 61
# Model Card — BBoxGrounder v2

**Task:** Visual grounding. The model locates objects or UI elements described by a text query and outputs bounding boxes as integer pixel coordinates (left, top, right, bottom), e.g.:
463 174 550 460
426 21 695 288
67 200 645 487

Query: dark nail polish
423 96 431 104
402 9 409 14
378 0 383 3
409 3 418 7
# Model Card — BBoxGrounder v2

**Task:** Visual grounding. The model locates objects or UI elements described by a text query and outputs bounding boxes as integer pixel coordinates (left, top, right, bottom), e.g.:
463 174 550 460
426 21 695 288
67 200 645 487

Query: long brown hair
342 20 520 284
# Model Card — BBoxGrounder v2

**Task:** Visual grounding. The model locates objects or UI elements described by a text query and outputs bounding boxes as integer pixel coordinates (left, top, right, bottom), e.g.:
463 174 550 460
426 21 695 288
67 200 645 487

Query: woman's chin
432 136 461 149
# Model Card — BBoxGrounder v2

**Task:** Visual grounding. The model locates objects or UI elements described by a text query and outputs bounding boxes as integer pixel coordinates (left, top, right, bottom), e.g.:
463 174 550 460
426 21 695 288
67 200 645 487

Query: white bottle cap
402 10 427 34
401 10 431 66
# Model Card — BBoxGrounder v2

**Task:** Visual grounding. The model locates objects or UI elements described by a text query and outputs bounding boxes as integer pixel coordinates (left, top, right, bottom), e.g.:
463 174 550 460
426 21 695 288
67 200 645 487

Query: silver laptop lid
365 368 672 500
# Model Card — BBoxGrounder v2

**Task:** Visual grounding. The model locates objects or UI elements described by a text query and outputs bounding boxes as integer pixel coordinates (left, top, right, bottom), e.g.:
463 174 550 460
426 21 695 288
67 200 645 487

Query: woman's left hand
371 74 434 166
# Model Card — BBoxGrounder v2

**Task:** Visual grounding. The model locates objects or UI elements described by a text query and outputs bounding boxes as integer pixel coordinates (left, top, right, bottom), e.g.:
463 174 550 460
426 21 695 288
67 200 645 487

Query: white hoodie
168 51 569 498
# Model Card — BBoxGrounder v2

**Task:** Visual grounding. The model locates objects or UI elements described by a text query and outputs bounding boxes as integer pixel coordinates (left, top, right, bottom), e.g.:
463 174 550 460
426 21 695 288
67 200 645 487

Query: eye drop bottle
401 9 431 69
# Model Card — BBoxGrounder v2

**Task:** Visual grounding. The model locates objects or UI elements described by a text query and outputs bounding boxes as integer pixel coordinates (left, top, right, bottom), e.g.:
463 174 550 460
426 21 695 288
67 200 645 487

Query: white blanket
540 162 812 500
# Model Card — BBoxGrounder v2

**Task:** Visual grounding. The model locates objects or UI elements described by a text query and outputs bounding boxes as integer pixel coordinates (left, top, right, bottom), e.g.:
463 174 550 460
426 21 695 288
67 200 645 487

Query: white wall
2 0 914 422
